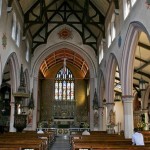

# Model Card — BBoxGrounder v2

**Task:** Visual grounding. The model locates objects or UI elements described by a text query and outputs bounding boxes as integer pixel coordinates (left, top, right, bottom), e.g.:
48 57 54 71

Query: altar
53 100 76 127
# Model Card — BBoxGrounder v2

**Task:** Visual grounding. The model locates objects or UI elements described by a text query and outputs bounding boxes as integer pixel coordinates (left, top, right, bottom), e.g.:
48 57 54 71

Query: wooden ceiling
16 0 111 54
40 48 89 77
3 0 149 94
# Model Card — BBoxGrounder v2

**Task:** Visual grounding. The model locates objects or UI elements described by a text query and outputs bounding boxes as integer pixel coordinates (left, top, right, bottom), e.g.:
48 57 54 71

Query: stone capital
122 95 134 103
106 103 115 106
10 102 15 106
142 109 148 113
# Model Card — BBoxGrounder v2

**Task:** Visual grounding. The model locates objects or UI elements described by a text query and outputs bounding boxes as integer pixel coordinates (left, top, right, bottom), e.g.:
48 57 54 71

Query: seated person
132 128 144 145
37 129 44 134
82 130 90 135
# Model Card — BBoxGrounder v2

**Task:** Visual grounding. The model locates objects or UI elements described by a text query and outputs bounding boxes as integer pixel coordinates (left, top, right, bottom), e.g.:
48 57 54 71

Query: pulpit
13 64 30 132
14 114 27 132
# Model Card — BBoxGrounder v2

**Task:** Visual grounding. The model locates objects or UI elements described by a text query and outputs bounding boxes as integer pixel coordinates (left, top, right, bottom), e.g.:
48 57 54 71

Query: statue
109 109 116 125
107 109 116 134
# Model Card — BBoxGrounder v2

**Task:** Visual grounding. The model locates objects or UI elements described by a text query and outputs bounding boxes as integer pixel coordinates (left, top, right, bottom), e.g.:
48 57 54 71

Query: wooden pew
71 132 150 150
0 132 49 150
0 139 43 150
0 148 21 150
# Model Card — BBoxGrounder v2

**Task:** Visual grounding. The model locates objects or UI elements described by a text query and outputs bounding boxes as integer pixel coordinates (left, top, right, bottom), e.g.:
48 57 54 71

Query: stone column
103 105 107 131
93 109 99 131
31 77 38 130
9 102 16 132
90 77 95 131
122 95 134 139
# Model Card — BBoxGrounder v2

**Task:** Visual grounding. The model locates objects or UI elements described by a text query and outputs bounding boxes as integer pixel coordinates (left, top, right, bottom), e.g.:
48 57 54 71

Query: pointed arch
105 53 119 103
2 52 19 94
121 21 150 96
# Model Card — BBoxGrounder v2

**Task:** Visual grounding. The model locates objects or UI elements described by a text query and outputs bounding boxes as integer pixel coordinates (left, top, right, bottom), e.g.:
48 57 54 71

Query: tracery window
55 67 74 101
111 14 116 41
131 0 137 6
99 42 104 64
11 13 16 40
26 41 30 62
16 23 20 47
0 0 2 16
107 13 116 48
107 23 111 48
123 0 137 20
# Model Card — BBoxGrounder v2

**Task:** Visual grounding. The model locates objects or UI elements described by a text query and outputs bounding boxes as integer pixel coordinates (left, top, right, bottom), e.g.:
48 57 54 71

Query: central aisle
50 135 71 150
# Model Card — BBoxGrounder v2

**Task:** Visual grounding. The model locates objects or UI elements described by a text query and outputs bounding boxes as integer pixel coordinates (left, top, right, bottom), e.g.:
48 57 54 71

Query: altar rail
36 128 90 136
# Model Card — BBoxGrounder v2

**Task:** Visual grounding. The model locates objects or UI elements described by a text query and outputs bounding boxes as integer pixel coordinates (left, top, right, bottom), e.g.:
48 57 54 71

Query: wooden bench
0 148 21 150
71 132 150 150
0 133 48 150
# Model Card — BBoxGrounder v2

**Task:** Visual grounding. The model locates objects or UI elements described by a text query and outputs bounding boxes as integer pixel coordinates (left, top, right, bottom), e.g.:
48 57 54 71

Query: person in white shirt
82 130 90 135
132 128 144 145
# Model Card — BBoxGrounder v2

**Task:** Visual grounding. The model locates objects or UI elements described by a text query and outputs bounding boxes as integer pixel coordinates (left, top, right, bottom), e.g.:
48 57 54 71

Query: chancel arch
31 42 97 130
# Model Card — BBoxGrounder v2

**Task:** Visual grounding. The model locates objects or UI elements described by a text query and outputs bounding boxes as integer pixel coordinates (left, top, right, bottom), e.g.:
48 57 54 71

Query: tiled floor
50 135 71 150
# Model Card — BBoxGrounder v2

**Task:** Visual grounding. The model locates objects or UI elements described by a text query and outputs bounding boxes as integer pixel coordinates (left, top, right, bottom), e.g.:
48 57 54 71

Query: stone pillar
32 77 38 130
93 109 99 131
122 95 134 139
9 102 16 132
103 105 107 131
90 77 96 131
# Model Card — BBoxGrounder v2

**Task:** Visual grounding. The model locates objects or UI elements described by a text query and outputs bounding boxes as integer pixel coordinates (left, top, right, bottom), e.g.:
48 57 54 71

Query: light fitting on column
139 77 146 91
114 93 121 102
4 89 10 99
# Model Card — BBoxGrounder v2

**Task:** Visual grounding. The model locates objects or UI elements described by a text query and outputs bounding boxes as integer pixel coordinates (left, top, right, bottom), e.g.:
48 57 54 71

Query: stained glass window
55 67 74 101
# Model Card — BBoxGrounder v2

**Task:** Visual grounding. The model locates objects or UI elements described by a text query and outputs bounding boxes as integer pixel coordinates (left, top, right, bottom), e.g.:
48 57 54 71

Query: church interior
0 0 150 149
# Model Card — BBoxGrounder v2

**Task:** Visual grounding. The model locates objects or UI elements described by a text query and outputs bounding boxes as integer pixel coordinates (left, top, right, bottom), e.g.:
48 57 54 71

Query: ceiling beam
134 69 150 79
138 42 150 51
135 56 148 63
134 60 150 74
32 2 99 54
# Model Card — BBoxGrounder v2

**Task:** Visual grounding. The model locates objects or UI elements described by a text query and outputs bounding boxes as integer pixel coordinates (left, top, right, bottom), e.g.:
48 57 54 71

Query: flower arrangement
38 122 43 128
83 122 89 128
137 121 148 130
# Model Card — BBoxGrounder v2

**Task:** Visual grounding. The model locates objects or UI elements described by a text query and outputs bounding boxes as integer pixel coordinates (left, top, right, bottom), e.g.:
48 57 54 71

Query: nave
50 136 70 150
1 129 150 150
